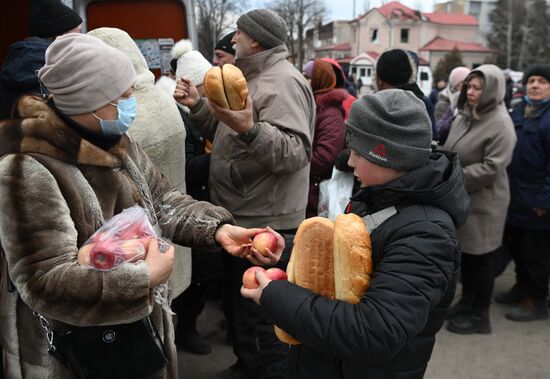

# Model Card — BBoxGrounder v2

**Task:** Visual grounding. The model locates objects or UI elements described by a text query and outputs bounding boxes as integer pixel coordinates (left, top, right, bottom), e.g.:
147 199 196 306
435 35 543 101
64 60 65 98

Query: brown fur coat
0 95 234 378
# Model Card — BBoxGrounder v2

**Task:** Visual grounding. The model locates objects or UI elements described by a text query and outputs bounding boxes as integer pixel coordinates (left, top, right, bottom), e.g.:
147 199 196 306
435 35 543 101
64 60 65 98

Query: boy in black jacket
242 89 470 379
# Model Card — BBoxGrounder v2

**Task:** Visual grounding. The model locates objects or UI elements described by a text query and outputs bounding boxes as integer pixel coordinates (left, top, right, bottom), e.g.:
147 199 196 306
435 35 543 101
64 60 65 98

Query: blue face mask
93 97 137 137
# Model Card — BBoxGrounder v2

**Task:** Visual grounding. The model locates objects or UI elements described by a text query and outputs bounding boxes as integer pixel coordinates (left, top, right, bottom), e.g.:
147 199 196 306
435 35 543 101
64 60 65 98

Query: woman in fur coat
0 33 277 379
303 59 348 217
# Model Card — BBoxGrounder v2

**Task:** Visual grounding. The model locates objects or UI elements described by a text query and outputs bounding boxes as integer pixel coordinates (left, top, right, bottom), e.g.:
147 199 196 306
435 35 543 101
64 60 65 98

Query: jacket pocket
229 159 270 198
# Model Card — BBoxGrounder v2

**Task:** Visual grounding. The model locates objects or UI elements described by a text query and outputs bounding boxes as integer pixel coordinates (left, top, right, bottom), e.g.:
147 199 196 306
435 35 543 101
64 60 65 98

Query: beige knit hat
171 39 211 86
38 33 136 115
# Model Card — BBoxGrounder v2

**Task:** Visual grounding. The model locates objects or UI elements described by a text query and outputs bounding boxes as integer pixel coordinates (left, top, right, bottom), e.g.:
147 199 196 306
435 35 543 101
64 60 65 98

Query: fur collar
315 88 348 110
0 95 129 168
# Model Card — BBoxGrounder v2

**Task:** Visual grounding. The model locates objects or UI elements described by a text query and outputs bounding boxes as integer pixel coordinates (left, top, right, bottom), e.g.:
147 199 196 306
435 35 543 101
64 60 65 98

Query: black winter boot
494 284 528 305
447 307 491 335
505 297 549 322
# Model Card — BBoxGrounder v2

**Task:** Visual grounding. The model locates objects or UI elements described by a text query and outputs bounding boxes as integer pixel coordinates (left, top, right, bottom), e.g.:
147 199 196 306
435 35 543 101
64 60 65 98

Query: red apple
242 266 266 289
252 232 277 257
265 268 287 281
90 250 120 271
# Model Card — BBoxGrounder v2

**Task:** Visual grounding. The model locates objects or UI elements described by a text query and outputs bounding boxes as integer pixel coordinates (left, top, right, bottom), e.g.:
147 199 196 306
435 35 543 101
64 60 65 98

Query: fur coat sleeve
0 153 152 326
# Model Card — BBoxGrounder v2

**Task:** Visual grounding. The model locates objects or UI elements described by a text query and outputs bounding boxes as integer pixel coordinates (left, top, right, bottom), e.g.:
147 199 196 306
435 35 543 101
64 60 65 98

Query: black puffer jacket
261 151 469 379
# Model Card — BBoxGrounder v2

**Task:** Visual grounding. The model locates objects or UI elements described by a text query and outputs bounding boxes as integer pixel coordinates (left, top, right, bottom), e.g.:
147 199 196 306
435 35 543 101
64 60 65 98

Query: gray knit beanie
236 9 287 49
345 89 432 171
38 33 136 115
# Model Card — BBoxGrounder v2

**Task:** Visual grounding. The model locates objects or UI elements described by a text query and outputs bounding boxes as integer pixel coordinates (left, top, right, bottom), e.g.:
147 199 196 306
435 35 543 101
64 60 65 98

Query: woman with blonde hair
441 65 516 334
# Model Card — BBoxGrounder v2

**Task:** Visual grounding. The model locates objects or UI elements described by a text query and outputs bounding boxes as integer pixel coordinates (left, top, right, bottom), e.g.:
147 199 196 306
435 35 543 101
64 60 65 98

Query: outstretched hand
215 224 262 258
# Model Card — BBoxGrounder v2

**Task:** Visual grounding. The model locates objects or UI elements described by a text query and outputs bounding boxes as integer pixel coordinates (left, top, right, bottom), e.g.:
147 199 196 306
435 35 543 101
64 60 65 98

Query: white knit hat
171 39 211 86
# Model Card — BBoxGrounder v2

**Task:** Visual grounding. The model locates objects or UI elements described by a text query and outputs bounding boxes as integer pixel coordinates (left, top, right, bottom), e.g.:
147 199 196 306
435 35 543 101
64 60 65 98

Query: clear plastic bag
318 168 354 221
78 205 159 271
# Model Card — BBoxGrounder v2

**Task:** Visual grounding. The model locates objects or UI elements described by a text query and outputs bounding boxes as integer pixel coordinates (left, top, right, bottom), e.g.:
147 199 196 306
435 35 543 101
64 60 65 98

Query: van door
74 0 197 78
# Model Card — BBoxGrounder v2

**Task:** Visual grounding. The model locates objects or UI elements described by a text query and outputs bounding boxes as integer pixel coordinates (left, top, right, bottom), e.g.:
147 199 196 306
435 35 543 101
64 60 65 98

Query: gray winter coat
441 64 516 255
190 45 315 229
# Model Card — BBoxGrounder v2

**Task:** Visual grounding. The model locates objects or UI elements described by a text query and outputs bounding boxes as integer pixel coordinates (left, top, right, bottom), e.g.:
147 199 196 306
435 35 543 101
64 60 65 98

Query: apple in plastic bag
90 250 120 270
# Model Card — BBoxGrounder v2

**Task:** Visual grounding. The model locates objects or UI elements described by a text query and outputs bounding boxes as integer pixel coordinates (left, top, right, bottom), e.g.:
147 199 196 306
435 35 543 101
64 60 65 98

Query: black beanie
376 49 415 86
215 31 236 55
523 64 550 85
29 0 82 38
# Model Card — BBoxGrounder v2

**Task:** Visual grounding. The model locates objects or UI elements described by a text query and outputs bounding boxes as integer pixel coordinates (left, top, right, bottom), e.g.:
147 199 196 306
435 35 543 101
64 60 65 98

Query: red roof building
420 37 496 53
423 12 478 26
346 1 494 71
375 1 423 21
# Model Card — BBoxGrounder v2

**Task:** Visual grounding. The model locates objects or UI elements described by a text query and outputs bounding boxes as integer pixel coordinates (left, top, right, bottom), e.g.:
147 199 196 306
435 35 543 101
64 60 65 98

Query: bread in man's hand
222 64 248 110
204 67 230 109
203 64 248 110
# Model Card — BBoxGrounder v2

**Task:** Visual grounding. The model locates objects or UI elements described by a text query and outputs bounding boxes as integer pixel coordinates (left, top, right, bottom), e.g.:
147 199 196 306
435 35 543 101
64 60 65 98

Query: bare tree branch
270 0 327 69
195 0 247 62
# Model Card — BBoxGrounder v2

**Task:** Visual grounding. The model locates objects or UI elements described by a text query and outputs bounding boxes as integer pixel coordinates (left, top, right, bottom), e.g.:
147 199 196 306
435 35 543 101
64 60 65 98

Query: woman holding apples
0 33 282 379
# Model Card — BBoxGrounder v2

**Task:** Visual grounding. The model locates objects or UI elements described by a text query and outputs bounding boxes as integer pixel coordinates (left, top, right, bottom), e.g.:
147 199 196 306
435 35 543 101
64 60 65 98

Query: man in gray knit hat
175 7 315 379
242 89 470 378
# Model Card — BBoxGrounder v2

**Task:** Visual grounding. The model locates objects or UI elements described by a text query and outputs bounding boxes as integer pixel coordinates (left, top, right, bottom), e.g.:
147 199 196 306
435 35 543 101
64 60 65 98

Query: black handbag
35 313 167 379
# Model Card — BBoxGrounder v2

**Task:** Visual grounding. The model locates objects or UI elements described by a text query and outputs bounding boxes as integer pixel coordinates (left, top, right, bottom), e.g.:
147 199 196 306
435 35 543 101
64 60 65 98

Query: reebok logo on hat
369 143 388 162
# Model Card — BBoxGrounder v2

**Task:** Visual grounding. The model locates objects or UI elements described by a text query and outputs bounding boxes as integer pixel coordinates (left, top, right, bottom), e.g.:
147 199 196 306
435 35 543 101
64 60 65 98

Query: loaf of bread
203 66 230 109
222 64 248 110
333 213 372 304
275 217 335 345
274 215 372 345
203 64 248 110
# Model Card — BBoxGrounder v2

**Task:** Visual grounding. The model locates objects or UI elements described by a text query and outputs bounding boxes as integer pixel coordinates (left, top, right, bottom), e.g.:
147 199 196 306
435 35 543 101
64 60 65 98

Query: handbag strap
33 311 58 354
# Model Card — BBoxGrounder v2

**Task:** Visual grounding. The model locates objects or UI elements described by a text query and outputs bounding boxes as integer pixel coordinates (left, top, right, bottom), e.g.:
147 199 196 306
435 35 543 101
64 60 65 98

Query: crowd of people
0 1 549 378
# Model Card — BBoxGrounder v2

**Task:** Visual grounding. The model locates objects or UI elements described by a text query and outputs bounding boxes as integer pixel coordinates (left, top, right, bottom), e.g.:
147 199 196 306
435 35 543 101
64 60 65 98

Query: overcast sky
252 0 438 22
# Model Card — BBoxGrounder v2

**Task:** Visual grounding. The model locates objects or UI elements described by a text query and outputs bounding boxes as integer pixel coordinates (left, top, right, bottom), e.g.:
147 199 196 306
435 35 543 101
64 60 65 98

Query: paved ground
178 265 550 379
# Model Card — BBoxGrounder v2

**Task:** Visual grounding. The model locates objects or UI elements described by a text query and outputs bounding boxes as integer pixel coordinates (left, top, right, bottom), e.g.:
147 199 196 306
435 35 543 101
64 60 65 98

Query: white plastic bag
317 168 354 221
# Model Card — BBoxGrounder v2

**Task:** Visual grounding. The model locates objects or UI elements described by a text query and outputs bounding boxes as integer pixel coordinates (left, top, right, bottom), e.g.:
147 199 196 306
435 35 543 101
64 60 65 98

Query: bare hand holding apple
247 227 284 266
252 232 277 256
241 267 288 304
215 224 264 258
